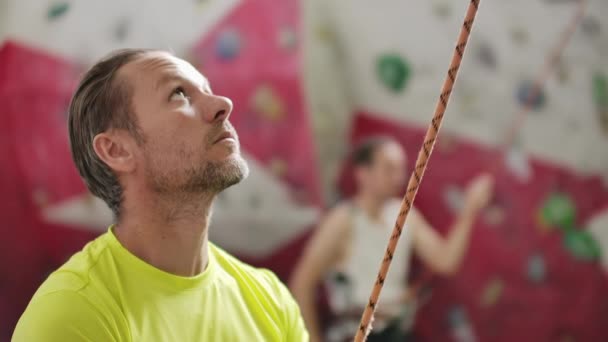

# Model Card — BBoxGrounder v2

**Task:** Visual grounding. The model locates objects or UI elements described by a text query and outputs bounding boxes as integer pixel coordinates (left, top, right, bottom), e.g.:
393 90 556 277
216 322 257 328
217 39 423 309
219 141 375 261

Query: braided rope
353 1 482 340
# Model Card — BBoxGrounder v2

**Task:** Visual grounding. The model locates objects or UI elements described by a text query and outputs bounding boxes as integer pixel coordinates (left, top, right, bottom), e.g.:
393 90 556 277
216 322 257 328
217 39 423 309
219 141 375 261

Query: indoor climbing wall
339 114 608 341
304 0 608 340
1 0 608 340
0 0 320 338
304 0 608 200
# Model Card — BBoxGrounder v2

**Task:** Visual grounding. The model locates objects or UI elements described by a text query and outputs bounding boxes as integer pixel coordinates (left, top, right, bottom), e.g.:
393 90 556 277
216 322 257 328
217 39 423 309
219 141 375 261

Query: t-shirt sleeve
282 283 310 342
12 290 119 342
261 270 310 342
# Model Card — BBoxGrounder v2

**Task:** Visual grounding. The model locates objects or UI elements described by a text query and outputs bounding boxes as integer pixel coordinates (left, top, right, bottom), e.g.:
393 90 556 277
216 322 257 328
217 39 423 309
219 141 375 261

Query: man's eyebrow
155 74 182 91
155 74 211 92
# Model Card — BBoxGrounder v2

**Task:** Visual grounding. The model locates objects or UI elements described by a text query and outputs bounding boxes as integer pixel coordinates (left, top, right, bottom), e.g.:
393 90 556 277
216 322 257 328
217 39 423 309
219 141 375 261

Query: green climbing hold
433 3 452 19
539 193 576 231
47 2 69 20
563 229 601 261
376 54 411 93
593 72 608 109
510 27 529 46
594 73 608 134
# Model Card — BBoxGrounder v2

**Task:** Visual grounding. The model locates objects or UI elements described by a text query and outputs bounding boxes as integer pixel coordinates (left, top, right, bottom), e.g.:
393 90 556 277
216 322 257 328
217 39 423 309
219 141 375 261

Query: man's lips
214 131 236 144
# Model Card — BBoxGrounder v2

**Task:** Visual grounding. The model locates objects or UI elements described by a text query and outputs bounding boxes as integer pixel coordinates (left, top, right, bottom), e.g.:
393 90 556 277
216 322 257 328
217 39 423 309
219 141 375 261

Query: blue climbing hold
216 28 241 61
527 253 546 284
516 80 546 110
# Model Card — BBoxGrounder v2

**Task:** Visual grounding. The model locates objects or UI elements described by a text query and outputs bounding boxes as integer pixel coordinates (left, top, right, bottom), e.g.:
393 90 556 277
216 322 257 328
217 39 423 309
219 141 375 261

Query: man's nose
199 94 233 123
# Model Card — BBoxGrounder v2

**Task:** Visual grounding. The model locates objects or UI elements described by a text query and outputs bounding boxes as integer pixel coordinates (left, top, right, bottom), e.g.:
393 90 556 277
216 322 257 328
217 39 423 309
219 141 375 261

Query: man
13 49 308 341
290 136 493 341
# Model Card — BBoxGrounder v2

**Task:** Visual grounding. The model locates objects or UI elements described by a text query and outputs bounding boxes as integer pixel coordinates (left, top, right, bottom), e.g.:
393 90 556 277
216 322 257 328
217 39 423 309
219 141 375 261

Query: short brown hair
68 48 151 220
351 135 396 167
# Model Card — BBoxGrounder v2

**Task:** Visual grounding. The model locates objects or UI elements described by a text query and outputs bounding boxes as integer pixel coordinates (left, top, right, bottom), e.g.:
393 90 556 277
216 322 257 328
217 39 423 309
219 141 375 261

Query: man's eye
169 87 189 101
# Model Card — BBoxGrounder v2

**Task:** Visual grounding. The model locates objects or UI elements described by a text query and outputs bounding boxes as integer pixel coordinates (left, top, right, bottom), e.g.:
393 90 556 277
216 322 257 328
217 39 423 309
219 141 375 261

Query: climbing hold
250 84 286 121
477 42 497 70
278 26 298 50
376 54 411 93
114 18 130 42
269 158 288 177
47 2 69 20
563 229 601 262
433 2 452 19
510 27 529 46
516 80 546 110
443 184 464 214
538 192 576 231
581 16 601 37
526 253 547 284
216 28 242 61
480 277 504 307
593 72 608 110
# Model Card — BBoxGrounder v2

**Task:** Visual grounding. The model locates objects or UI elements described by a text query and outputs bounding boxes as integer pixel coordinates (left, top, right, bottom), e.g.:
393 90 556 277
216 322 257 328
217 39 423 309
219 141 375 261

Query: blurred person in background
12 48 308 341
290 136 493 341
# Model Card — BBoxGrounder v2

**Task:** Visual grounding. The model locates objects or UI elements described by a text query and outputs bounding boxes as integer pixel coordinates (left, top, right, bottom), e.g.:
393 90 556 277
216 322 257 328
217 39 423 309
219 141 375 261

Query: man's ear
92 131 137 173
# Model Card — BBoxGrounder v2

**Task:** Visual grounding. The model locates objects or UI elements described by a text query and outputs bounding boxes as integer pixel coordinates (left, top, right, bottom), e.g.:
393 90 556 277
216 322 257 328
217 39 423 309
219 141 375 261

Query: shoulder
209 244 307 338
384 198 423 222
29 232 114 298
323 201 354 231
209 244 294 309
385 197 404 212
240 265 308 340
13 232 125 341
332 201 354 218
409 205 428 225
209 243 286 294
12 289 120 341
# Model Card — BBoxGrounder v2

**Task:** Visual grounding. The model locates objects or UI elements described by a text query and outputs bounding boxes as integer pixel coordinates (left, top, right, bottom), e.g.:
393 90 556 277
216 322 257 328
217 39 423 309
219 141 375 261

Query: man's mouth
214 131 236 144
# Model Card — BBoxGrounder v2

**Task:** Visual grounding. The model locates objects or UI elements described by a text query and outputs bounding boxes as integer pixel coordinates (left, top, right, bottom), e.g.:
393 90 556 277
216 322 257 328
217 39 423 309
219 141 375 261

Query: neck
354 192 387 220
114 191 215 277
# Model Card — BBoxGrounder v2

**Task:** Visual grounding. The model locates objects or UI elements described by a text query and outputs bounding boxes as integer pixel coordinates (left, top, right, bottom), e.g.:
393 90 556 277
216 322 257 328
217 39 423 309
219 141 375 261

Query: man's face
121 52 248 195
361 142 407 199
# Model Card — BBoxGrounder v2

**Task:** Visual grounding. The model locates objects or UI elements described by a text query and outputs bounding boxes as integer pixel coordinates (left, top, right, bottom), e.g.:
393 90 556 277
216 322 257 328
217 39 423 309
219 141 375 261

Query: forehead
376 142 406 163
120 51 207 90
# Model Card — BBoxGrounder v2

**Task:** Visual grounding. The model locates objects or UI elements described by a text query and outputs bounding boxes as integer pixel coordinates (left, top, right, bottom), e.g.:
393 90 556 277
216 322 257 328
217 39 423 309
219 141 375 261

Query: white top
328 198 413 318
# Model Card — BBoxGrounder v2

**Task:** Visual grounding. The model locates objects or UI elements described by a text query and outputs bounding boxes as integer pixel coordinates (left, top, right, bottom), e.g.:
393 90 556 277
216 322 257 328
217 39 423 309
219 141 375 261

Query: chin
232 154 250 179
219 154 250 186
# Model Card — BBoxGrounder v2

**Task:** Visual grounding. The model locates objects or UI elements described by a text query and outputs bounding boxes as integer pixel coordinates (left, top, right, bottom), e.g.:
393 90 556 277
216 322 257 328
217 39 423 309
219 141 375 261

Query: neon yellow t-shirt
13 228 308 341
